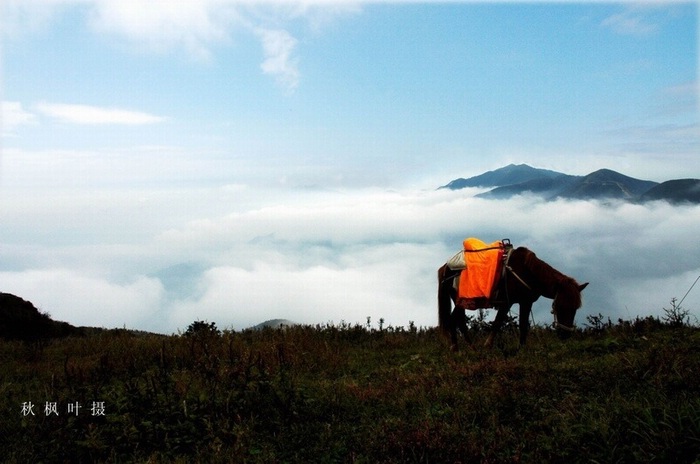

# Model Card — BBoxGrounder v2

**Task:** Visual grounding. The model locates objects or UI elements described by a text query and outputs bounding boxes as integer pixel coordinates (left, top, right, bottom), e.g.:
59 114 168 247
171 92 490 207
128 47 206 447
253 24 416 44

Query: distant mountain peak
441 164 698 204
584 168 645 182
557 169 657 200
440 164 565 190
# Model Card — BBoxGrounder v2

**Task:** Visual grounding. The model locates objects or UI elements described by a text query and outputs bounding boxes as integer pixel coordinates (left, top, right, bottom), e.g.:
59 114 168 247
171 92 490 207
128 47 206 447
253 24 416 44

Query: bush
662 298 692 328
183 320 221 338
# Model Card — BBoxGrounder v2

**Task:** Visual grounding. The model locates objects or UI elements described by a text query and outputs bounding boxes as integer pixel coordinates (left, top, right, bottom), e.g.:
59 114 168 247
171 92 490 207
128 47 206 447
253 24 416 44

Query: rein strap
504 264 532 291
505 253 576 332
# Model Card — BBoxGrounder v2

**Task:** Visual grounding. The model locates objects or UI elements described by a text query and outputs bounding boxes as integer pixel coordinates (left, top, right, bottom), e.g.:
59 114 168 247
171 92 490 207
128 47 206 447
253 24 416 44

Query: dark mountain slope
478 175 580 199
441 164 566 189
0 293 79 341
556 169 658 201
640 179 700 204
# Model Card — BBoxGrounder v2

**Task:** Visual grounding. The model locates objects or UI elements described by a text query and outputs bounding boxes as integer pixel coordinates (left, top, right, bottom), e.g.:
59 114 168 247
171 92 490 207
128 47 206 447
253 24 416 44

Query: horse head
552 280 589 339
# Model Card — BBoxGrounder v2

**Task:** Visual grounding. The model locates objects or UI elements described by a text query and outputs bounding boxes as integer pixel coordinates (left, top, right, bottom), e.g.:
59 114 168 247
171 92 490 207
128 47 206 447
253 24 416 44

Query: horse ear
579 282 589 291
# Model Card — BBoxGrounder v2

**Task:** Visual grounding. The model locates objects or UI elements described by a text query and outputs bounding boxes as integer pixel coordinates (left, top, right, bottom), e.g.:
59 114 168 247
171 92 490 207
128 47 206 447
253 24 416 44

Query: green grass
1 320 700 463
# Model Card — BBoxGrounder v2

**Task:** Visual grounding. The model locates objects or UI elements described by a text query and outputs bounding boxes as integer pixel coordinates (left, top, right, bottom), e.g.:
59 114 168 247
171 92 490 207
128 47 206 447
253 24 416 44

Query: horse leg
519 301 533 346
454 306 472 347
449 308 462 351
450 307 471 351
438 264 457 338
484 306 510 348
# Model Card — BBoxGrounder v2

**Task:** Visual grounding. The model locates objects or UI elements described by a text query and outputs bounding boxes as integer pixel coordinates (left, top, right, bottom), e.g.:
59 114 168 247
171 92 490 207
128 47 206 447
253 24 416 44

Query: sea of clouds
2 178 699 334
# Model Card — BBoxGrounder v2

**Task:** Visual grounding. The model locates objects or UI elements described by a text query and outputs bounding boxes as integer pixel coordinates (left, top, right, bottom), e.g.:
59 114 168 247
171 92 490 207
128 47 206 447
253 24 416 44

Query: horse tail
437 263 453 334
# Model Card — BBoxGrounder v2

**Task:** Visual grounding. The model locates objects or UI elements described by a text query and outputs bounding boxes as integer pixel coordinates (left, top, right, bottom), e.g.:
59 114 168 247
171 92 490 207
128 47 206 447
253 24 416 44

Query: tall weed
1 321 699 462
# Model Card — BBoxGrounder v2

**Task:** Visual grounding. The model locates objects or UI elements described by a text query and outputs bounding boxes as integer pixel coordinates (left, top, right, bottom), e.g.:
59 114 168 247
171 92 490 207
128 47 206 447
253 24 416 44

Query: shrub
183 320 221 338
662 298 692 328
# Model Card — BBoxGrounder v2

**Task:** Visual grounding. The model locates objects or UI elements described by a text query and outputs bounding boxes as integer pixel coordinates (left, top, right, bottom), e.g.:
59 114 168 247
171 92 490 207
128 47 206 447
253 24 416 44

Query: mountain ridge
441 164 699 204
441 164 565 190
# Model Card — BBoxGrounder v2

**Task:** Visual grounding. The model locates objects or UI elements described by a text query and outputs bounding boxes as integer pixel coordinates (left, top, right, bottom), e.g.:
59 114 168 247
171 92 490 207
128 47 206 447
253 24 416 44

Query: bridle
551 301 576 332
504 255 576 332
551 280 578 332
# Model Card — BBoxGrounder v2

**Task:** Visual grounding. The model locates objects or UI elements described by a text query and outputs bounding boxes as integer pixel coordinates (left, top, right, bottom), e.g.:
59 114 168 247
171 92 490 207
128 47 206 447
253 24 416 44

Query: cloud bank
1 185 699 334
1 0 353 90
35 102 166 125
1 102 37 136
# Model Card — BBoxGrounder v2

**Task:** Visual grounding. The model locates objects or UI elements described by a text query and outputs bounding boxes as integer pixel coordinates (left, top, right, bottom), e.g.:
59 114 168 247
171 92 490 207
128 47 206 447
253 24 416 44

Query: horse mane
519 247 583 307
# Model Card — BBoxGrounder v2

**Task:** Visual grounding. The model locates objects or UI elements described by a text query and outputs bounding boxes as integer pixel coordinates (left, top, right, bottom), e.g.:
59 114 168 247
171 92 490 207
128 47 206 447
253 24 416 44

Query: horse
438 245 588 350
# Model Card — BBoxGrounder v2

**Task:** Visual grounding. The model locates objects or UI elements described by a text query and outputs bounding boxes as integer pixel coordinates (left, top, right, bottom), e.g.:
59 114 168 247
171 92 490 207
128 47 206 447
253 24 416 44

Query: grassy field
1 317 700 463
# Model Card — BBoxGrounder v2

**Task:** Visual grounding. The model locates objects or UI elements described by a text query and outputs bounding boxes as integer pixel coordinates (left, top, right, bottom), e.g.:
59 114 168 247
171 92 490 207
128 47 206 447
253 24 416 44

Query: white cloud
1 101 36 136
2 185 700 334
0 268 164 329
143 189 700 332
2 0 239 58
93 1 304 87
2 0 349 88
601 6 666 36
0 0 80 38
256 28 300 89
35 102 166 125
166 245 438 331
88 0 241 61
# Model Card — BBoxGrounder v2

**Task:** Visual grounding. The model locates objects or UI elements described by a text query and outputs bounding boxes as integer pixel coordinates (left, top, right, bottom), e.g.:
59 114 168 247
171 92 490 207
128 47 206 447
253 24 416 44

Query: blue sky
3 1 697 187
1 1 699 333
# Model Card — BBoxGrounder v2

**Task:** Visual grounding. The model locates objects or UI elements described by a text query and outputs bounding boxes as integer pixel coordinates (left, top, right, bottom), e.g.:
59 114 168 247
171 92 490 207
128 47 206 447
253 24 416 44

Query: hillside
0 292 79 341
2 319 699 462
441 164 565 190
443 164 700 204
0 293 158 341
479 175 579 199
557 168 658 201
641 179 700 204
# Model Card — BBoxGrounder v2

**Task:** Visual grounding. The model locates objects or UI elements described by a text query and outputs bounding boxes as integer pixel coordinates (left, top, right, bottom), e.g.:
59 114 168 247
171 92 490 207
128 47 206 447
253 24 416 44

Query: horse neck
520 248 569 299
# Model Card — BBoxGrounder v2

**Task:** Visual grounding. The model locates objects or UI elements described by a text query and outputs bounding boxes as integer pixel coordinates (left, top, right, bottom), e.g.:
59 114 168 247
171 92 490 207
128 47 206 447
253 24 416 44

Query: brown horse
438 246 588 350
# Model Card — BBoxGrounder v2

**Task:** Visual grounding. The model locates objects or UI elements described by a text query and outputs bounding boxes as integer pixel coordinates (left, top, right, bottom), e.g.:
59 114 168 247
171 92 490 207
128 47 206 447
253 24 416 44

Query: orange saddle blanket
457 238 507 310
